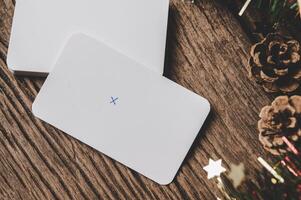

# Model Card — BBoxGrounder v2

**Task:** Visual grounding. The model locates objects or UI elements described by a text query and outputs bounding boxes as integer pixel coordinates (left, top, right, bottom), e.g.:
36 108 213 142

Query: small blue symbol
110 97 119 105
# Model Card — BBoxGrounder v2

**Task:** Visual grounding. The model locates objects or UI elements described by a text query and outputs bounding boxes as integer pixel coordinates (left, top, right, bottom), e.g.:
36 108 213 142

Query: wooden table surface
0 0 277 199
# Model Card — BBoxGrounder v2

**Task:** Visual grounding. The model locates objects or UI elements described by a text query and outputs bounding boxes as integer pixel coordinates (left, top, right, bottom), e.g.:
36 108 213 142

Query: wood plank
0 0 275 199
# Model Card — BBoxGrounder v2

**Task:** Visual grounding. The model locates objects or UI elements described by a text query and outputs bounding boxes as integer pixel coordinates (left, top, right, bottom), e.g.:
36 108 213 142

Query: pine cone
258 96 301 155
249 33 301 93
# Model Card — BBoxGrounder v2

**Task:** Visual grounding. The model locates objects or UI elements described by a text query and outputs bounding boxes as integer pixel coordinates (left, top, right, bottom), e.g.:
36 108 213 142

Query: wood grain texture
0 0 278 199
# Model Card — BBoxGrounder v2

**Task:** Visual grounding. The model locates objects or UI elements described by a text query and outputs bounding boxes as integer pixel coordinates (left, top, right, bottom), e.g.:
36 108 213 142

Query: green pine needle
254 0 300 25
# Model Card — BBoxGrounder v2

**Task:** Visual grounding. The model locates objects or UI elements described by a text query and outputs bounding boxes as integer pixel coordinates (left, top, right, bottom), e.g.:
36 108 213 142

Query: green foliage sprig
255 0 300 24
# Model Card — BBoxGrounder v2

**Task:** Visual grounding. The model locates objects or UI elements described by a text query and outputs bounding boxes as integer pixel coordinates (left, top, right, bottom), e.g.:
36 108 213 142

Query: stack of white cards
7 0 210 184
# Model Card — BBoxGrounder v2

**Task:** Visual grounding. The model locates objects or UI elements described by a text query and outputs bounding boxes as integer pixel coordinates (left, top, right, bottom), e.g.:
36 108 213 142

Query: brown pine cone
249 33 301 93
258 96 301 155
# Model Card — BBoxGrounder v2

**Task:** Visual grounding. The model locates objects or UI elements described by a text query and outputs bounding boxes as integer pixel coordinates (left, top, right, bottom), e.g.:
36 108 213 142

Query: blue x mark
110 97 119 105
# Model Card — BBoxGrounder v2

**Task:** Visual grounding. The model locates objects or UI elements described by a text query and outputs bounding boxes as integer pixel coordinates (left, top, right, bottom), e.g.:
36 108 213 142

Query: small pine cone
249 33 301 93
258 96 301 155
